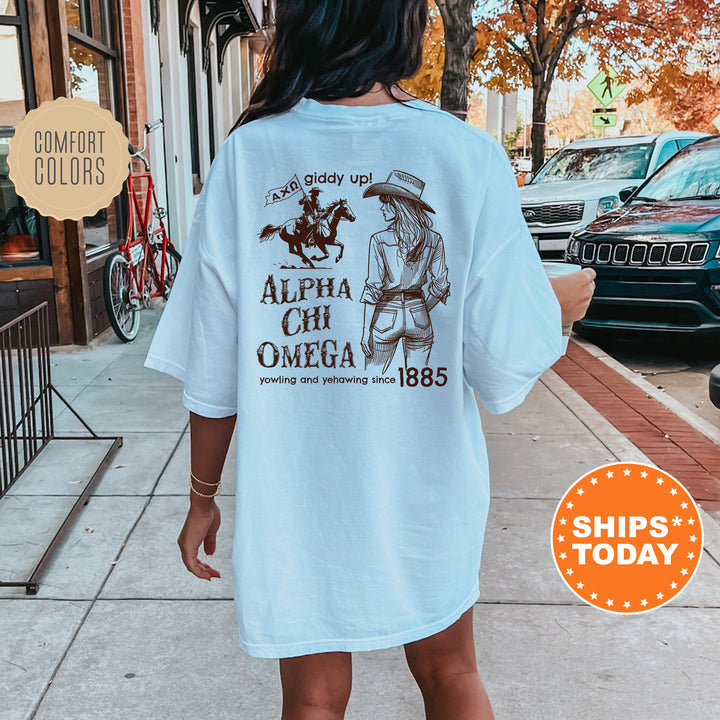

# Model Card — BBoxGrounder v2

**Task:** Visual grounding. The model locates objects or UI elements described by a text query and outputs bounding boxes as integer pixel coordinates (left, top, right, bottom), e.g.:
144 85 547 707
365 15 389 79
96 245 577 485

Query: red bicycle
103 119 181 342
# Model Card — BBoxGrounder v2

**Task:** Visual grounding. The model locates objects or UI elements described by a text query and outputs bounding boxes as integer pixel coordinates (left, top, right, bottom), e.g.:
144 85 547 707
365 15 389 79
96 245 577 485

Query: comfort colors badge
7 96 130 221
551 462 703 614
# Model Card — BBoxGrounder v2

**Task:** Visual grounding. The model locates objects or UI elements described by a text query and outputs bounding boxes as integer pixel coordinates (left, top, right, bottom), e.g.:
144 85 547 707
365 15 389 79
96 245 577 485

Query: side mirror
619 186 637 203
710 363 720 409
523 172 534 186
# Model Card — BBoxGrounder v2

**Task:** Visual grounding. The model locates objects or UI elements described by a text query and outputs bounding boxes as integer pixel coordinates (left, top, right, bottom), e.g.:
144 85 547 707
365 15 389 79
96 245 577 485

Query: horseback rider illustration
259 177 356 267
298 187 326 247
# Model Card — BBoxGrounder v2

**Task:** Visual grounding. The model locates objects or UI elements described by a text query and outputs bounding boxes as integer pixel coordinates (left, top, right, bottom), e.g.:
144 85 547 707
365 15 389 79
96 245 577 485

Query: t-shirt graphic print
144 96 564 658
256 167 451 382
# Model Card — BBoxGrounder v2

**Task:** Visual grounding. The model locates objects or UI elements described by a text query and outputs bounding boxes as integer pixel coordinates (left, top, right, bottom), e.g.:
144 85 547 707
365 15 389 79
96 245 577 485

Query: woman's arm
361 303 373 356
425 234 451 312
176 411 237 581
360 235 384 356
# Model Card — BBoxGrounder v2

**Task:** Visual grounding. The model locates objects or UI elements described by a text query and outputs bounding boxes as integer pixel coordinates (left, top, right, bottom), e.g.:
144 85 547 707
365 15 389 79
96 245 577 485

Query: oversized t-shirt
144 97 564 659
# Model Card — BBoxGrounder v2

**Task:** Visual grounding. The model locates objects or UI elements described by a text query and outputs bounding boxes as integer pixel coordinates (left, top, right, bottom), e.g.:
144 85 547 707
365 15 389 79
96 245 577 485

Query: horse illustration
259 199 356 267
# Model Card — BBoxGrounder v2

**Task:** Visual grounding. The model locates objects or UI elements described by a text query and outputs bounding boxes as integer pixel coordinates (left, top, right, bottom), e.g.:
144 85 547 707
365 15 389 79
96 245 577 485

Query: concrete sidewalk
2 308 720 719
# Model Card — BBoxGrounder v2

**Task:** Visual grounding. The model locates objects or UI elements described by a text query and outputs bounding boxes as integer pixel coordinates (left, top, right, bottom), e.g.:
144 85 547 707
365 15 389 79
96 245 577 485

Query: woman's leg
278 652 352 720
403 606 495 720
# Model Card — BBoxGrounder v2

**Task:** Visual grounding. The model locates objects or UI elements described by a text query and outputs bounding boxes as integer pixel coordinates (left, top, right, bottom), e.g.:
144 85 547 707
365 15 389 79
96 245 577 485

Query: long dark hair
230 0 428 132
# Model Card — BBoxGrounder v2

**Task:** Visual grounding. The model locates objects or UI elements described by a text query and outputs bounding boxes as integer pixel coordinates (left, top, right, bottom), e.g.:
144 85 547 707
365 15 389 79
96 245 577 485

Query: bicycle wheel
103 252 140 342
158 245 181 299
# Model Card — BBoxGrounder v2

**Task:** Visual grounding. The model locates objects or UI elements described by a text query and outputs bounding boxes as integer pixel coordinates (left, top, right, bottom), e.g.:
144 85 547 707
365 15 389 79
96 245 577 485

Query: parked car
710 364 720 408
564 135 720 340
521 131 709 259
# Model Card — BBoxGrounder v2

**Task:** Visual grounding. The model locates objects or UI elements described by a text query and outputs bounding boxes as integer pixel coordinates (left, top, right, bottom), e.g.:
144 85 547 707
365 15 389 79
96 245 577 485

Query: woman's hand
177 502 221 581
361 331 372 357
549 268 597 324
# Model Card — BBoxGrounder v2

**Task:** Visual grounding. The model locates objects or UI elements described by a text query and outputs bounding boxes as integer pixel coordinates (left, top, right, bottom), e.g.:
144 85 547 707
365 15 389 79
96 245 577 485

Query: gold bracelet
190 479 222 498
190 470 221 487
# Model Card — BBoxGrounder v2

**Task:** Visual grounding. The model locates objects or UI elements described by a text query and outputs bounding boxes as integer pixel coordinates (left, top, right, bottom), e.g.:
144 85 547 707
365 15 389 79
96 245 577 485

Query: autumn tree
478 1 720 170
435 0 477 117
402 2 444 104
640 72 720 134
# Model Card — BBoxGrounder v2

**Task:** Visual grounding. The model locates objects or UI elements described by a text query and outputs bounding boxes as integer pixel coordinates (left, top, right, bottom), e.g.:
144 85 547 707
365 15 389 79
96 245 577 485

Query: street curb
541 369 651 464
557 335 720 537
542 356 720 550
571 335 720 448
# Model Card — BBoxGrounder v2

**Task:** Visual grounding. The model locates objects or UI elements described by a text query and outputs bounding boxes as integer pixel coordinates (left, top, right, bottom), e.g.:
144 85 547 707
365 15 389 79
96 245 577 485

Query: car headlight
597 196 620 217
568 238 582 257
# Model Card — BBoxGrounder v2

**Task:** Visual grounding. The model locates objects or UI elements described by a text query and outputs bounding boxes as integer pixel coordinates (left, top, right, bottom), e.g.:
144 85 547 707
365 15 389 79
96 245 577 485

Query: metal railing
0 303 122 594
0 303 53 494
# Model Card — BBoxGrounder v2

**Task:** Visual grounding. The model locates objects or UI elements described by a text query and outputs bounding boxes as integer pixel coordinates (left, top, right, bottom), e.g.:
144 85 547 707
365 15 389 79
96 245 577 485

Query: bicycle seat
128 142 135 155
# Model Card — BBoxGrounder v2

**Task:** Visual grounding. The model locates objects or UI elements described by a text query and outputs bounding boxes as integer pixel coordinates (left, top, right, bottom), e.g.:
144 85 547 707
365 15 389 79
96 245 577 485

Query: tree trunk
436 0 476 118
531 75 550 172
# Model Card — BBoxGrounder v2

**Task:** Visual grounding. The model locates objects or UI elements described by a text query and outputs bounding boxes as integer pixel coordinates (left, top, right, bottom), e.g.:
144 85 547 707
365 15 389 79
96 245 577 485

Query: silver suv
520 131 709 259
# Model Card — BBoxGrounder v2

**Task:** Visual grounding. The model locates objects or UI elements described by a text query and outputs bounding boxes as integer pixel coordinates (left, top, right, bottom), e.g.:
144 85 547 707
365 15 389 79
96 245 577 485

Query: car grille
522 202 584 225
579 240 709 266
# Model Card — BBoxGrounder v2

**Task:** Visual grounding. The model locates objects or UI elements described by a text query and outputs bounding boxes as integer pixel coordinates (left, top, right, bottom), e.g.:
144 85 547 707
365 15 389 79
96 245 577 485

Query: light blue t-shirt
144 97 563 658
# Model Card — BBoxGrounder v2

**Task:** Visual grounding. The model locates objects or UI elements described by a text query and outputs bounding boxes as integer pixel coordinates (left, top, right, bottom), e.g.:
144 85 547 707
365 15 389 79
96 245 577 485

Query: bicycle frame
121 170 176 303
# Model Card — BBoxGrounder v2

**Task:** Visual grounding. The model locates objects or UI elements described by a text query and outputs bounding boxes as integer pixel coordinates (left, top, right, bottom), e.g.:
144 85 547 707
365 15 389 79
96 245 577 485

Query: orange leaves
400 1 445 103
404 0 719 134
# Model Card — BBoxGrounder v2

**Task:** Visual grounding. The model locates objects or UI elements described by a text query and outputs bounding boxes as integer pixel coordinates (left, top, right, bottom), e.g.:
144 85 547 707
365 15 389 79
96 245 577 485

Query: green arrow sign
713 113 720 133
593 113 618 128
587 66 627 107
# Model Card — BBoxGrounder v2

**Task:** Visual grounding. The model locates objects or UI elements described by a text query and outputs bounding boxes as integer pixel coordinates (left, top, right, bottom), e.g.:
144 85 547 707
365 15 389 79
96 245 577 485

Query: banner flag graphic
265 174 304 206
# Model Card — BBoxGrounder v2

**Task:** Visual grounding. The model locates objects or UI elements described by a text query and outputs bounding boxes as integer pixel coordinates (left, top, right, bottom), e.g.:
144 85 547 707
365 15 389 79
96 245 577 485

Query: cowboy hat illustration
362 170 435 214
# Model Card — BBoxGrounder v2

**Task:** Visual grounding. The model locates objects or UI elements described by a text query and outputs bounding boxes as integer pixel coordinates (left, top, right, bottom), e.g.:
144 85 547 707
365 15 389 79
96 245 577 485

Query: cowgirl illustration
360 170 450 373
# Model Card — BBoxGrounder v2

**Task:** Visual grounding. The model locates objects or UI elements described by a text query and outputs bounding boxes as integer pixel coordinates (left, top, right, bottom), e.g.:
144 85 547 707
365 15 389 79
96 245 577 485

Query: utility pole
519 97 529 157
498 93 506 149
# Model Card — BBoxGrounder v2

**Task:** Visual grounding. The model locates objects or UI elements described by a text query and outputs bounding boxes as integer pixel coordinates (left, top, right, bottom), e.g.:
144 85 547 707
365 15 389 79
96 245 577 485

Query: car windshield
532 143 654 183
632 144 720 202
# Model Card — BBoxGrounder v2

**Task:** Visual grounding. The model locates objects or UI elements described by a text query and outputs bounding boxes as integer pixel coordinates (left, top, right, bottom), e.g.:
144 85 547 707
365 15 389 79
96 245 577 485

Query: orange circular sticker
7 96 130 221
551 462 702 614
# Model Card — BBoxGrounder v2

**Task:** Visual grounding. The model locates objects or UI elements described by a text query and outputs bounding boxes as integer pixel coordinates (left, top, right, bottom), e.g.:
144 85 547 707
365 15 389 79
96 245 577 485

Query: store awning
168 0 265 80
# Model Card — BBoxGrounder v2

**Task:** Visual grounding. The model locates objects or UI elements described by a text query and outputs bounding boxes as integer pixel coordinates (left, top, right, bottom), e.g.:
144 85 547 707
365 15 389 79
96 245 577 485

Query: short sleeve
463 141 563 415
143 137 238 418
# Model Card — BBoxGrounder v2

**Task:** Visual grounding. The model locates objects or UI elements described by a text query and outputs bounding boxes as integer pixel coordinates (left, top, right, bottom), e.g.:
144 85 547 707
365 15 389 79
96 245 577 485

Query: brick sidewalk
554 340 720 510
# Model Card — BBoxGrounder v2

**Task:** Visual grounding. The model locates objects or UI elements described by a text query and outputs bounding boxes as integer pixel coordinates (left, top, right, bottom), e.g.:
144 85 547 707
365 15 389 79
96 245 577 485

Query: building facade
0 0 271 344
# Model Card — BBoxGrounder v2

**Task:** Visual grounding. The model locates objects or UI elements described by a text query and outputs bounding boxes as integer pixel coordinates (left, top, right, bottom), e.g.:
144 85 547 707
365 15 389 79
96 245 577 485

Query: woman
144 2 596 718
360 172 450 374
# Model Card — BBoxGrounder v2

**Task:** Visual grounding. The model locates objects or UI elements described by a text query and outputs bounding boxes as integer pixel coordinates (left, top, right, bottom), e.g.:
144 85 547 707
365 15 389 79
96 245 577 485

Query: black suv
565 136 720 340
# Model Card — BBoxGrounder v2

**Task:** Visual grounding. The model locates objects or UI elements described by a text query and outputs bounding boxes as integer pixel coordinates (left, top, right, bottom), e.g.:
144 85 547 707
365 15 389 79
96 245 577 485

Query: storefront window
67 0 123 257
0 8 45 265
69 40 117 123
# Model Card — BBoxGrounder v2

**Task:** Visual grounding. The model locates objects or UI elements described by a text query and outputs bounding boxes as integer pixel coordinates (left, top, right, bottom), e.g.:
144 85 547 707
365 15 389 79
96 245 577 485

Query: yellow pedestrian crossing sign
588 66 627 107
713 113 720 133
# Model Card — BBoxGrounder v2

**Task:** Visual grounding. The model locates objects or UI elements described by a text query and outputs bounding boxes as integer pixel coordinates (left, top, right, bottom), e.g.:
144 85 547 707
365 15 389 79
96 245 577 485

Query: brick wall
121 0 149 149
